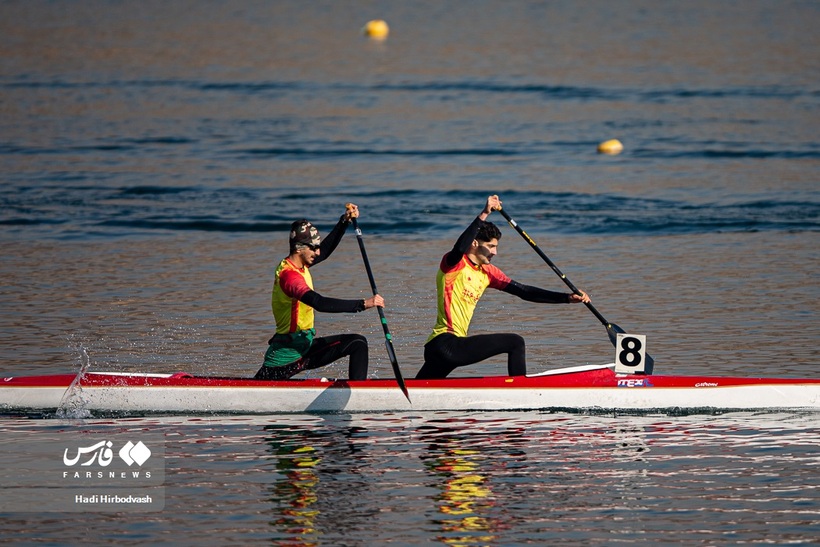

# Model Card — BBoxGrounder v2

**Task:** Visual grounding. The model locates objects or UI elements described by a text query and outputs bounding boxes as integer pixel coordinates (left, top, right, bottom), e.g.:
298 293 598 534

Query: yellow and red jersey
271 257 315 334
428 254 511 341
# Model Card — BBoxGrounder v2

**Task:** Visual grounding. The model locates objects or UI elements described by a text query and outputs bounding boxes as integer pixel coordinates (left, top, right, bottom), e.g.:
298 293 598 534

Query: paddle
496 207 654 373
349 214 411 401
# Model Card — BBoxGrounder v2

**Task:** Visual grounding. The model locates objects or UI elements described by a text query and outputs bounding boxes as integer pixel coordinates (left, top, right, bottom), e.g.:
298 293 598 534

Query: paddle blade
644 353 655 375
395 373 410 402
386 340 410 402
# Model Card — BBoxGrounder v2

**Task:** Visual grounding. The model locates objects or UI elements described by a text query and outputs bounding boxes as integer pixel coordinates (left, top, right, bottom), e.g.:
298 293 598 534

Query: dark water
1 0 818 544
1 412 819 545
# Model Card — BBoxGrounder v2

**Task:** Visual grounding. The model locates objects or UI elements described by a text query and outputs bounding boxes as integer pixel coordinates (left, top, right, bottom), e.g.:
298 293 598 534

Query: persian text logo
63 440 152 467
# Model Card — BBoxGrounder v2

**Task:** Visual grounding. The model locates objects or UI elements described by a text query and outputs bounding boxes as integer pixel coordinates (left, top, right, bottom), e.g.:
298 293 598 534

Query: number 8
619 336 642 367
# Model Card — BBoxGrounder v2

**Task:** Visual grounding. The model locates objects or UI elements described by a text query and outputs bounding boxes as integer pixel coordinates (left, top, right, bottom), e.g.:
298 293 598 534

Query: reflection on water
262 419 378 545
0 411 817 543
265 424 323 545
419 421 511 545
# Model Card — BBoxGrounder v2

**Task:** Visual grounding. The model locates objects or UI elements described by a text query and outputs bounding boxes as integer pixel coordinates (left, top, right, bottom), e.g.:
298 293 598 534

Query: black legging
414 332 526 379
254 334 369 380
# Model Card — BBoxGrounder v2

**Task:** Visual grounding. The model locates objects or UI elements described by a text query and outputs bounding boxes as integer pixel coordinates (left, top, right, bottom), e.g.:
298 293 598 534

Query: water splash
55 345 93 419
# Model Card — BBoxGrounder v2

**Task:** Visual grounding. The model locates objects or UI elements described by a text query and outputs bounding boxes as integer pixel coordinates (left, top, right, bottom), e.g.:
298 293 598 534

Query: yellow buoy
597 139 624 155
362 19 389 40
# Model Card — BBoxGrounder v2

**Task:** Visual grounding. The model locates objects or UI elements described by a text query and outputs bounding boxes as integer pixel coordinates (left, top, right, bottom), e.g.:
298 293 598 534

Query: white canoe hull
3 364 820 415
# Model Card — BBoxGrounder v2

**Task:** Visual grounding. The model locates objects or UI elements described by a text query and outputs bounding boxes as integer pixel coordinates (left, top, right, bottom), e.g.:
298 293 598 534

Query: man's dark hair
476 220 502 242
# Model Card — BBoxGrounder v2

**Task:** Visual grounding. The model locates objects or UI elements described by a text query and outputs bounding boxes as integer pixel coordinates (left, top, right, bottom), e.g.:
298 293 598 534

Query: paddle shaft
350 218 410 401
497 209 608 323
497 207 654 371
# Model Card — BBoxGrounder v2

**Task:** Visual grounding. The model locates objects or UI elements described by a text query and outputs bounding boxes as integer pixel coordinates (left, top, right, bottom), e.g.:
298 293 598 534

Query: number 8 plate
615 333 647 374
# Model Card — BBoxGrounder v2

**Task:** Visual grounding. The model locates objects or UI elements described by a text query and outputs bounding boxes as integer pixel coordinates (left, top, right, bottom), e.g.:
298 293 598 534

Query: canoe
2 363 819 415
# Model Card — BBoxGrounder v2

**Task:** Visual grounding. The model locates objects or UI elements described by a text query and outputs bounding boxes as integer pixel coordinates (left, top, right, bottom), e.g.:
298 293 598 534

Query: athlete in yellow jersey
254 203 384 381
415 195 590 379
